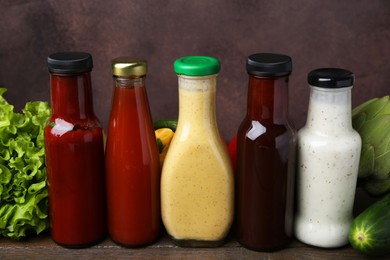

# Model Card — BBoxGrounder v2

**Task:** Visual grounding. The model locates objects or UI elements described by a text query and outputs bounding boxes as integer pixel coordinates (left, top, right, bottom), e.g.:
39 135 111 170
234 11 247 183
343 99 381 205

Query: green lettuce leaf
0 88 51 239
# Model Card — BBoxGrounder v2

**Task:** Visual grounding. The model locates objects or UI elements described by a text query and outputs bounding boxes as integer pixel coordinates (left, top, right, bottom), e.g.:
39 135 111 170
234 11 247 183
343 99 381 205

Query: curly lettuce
0 88 51 239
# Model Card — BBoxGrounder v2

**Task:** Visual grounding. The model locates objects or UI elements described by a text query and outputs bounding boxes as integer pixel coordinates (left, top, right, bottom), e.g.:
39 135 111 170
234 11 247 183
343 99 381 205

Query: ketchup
45 52 106 248
236 53 296 251
105 58 161 247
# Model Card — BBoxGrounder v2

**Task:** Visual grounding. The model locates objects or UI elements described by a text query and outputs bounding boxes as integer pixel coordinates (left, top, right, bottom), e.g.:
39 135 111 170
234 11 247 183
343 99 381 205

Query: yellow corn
155 128 174 166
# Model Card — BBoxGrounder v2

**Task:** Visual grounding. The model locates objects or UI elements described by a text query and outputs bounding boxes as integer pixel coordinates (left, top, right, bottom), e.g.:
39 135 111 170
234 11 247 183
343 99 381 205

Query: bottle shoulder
298 125 361 137
238 119 295 138
45 116 104 139
49 114 102 126
166 129 230 160
297 126 362 146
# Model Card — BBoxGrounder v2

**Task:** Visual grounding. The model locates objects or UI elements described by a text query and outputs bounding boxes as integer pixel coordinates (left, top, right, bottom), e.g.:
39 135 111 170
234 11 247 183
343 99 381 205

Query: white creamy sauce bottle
294 68 362 248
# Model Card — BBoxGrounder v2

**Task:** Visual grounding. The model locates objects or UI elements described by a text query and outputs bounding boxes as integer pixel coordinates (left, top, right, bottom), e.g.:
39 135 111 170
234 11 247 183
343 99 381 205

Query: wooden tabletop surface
0 232 377 260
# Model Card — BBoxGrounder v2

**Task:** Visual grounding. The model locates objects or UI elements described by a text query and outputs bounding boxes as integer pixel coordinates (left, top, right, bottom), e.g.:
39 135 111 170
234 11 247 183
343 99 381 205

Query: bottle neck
50 72 95 121
246 74 290 124
110 76 147 115
306 86 353 131
177 75 217 128
114 76 145 88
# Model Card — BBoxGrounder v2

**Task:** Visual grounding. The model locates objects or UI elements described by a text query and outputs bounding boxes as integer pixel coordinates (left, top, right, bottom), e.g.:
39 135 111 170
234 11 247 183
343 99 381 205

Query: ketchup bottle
105 58 161 247
45 52 107 248
236 53 296 251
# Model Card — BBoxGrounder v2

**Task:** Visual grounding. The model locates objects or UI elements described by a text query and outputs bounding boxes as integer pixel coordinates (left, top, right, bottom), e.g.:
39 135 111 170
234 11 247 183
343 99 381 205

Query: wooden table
0 232 376 260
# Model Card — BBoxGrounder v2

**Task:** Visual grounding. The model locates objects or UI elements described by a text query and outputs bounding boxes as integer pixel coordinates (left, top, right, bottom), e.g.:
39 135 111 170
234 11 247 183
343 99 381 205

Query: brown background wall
1 0 389 141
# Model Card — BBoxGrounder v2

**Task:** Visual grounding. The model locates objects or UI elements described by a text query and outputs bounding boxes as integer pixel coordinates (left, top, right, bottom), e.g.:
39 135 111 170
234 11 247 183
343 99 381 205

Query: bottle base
170 235 226 248
237 238 292 252
53 235 106 249
110 235 161 248
295 236 349 249
294 219 350 248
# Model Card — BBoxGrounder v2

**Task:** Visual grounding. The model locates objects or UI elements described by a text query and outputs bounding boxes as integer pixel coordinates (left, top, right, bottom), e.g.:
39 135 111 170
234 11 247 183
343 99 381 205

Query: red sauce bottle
105 58 161 247
236 53 296 251
45 52 107 248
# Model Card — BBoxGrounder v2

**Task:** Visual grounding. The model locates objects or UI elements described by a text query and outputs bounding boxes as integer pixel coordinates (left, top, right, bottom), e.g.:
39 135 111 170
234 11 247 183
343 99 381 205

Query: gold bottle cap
111 57 147 77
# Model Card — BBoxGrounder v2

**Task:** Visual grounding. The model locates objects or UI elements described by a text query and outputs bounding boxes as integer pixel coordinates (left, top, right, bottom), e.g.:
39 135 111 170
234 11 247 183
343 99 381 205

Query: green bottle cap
174 56 220 76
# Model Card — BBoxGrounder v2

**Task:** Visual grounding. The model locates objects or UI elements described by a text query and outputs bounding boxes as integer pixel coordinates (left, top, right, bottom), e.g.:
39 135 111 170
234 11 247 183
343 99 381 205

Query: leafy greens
0 88 50 239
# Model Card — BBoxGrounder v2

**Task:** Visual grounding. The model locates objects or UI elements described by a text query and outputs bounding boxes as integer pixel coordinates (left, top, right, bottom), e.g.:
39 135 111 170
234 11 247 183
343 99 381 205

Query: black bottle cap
246 53 292 76
308 68 354 88
48 52 93 73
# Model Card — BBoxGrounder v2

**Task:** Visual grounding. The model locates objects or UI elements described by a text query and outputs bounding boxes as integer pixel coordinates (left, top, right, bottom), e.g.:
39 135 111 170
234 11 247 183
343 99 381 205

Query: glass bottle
236 53 296 251
44 52 106 248
161 56 234 247
105 58 161 247
294 68 361 248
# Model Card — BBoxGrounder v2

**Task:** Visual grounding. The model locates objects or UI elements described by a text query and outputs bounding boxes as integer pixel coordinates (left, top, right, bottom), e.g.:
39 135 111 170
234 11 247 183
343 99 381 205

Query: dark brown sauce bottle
236 53 296 251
